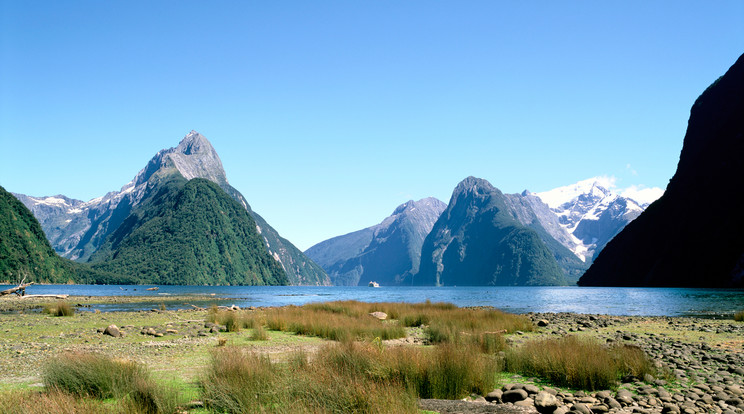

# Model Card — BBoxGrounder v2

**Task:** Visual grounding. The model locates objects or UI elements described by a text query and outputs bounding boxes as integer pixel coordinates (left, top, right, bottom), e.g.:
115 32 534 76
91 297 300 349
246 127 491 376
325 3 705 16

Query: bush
42 352 178 413
734 310 744 322
504 335 655 390
42 301 75 317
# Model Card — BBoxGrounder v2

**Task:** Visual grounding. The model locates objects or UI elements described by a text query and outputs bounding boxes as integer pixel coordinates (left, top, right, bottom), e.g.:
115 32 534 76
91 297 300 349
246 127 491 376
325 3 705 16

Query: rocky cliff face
412 177 567 286
579 52 744 287
15 131 329 286
305 198 446 286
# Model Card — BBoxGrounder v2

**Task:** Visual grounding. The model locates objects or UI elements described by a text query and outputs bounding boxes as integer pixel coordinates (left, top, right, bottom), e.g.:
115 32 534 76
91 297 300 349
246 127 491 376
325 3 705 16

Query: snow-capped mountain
534 177 663 262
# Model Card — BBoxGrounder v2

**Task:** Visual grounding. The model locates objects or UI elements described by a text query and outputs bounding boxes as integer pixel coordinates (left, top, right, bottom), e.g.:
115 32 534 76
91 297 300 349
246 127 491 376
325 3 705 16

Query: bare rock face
580 52 744 288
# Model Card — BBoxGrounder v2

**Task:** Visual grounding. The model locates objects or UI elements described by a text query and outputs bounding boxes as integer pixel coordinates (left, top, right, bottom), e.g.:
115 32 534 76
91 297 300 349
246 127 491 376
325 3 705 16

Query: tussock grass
201 346 418 413
250 324 269 341
42 301 75 317
201 341 498 413
0 390 108 414
265 303 406 341
262 300 530 344
504 335 656 390
735 310 744 322
207 306 261 332
42 352 179 414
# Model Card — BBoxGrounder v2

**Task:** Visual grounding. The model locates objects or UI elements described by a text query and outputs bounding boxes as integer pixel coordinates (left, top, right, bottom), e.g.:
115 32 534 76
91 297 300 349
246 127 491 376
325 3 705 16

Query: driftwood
20 294 69 299
0 280 35 297
146 287 159 291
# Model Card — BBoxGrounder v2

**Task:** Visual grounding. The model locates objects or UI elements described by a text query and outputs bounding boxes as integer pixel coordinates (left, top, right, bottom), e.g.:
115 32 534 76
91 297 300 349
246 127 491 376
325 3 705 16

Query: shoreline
0 298 742 413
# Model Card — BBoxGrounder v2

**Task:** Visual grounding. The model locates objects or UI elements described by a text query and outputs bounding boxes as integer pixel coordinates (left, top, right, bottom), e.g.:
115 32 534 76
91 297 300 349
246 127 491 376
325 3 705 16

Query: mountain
0 185 121 284
412 177 567 286
15 131 329 286
88 177 288 286
579 52 744 287
534 178 649 262
503 191 589 283
0 185 80 283
305 198 447 286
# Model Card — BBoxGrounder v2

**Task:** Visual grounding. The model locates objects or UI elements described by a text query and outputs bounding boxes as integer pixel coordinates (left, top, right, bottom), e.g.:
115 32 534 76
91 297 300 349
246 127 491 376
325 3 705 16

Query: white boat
368 281 380 288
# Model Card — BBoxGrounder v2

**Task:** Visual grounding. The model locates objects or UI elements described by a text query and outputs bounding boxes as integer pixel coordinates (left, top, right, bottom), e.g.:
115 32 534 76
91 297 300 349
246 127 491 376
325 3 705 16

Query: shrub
504 335 655 390
735 310 744 322
42 301 75 317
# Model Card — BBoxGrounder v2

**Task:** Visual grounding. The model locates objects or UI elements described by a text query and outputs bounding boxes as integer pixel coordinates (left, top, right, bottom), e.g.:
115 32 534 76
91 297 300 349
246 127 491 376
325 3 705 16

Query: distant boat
368 281 380 288
146 287 159 291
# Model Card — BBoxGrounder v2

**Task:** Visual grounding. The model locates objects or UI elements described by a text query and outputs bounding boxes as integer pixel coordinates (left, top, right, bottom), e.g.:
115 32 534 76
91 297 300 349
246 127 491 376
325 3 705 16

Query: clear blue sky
2 1 743 250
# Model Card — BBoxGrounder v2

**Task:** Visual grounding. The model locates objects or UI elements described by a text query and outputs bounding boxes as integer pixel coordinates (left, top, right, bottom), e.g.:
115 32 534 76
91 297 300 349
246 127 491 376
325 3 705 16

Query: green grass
504 335 656 390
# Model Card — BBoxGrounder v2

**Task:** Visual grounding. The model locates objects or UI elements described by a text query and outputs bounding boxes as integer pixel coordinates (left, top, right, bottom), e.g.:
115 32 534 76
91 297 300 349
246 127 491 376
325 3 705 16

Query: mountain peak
177 131 212 155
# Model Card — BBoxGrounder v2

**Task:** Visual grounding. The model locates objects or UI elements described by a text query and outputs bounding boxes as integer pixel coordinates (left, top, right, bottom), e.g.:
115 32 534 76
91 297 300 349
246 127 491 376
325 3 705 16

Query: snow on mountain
534 177 663 262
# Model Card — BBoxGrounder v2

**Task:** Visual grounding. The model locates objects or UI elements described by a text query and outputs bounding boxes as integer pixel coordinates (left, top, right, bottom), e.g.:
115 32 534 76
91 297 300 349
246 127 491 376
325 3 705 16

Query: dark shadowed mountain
579 52 744 287
412 177 567 286
305 198 447 286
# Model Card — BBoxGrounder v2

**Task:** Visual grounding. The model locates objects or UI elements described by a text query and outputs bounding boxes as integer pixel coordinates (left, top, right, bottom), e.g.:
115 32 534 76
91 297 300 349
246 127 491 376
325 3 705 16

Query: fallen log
20 294 69 299
0 282 35 296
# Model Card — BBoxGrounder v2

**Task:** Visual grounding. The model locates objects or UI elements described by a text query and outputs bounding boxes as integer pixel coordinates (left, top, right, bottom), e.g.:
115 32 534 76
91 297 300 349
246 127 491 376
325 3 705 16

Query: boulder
103 325 121 338
534 391 559 414
502 389 529 403
369 312 387 320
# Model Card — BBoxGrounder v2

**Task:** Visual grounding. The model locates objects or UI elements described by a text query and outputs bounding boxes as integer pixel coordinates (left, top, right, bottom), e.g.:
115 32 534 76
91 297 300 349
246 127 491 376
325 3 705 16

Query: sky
2 2 743 251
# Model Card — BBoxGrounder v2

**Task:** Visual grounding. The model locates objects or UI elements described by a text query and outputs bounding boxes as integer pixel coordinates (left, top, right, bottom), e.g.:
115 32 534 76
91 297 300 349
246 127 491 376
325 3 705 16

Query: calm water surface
3 285 743 317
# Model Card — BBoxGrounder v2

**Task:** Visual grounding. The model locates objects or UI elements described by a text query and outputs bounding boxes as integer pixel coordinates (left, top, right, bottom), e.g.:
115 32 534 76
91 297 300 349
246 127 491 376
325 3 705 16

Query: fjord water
5 285 744 317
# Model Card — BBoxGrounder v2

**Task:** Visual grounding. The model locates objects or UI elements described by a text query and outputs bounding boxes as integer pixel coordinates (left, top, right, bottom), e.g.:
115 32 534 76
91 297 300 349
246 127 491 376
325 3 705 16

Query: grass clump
0 390 108 414
250 324 269 341
504 335 655 390
42 351 178 413
201 345 418 413
265 302 406 341
42 301 75 317
735 310 744 322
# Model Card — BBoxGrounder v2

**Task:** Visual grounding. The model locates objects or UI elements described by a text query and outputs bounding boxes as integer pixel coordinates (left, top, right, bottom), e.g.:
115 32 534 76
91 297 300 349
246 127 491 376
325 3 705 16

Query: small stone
661 403 681 414
514 398 534 407
572 402 592 414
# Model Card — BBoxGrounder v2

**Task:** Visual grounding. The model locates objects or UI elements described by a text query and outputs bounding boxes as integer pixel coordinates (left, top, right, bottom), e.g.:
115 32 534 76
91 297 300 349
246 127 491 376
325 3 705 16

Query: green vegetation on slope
89 176 288 286
0 185 79 283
